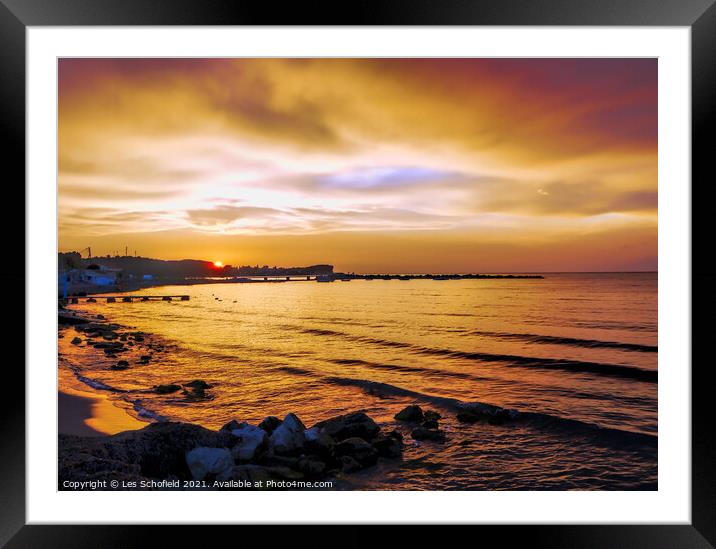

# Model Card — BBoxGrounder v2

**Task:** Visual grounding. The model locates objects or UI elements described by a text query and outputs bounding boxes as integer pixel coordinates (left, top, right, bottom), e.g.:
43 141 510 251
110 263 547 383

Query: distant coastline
58 250 544 297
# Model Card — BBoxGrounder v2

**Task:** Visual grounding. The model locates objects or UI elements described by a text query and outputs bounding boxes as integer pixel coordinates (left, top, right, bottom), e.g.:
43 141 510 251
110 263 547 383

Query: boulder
220 419 242 432
153 384 182 395
230 423 268 462
269 413 306 455
313 411 380 442
112 360 130 371
371 432 403 458
184 379 211 390
422 419 439 429
423 410 441 422
304 427 335 457
296 455 326 477
71 337 82 345
185 447 234 481
411 427 446 442
394 405 424 422
258 416 282 435
334 437 378 466
340 455 362 473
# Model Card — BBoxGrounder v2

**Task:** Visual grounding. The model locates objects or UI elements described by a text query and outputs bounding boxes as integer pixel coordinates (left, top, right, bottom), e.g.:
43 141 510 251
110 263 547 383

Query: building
58 265 124 297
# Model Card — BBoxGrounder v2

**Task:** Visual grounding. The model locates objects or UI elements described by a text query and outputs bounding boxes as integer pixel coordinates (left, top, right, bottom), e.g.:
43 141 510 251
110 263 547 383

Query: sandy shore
58 387 147 436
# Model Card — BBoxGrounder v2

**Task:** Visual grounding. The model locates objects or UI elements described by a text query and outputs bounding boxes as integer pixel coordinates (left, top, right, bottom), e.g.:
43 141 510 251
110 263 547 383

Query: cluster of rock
59 411 404 489
71 321 164 365
186 411 403 484
394 405 446 442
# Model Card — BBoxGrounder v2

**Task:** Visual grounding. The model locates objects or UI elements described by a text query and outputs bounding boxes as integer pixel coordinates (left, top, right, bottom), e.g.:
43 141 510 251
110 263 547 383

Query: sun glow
213 261 223 268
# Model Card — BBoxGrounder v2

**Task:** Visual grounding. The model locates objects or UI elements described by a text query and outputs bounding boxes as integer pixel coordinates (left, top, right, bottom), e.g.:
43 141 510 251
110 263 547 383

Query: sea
59 272 658 490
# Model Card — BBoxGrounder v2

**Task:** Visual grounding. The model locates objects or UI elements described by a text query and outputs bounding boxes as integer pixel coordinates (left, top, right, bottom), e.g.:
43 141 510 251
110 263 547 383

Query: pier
65 295 190 304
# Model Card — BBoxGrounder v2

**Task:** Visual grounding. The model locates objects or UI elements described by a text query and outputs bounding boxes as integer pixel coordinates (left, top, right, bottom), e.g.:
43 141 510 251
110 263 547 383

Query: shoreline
56 307 481 490
58 387 148 437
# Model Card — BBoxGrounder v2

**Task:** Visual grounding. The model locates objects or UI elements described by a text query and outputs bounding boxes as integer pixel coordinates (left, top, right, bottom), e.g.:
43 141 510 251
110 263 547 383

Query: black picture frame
2 0 713 546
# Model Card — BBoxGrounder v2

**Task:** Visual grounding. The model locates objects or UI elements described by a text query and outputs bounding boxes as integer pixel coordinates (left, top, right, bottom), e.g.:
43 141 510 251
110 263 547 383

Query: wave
75 375 126 393
470 330 657 353
331 358 655 408
293 326 657 383
130 399 169 422
325 376 657 449
331 358 492 382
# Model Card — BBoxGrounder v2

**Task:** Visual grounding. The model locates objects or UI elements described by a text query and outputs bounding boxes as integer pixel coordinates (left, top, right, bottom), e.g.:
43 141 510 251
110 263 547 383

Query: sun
213 261 224 268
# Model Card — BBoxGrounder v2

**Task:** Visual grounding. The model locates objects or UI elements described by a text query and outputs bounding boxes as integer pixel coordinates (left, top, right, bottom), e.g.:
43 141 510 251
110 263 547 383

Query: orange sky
58 58 657 272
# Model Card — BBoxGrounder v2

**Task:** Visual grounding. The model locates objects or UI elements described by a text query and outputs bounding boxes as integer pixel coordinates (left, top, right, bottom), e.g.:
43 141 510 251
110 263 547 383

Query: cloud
186 206 283 226
57 58 658 271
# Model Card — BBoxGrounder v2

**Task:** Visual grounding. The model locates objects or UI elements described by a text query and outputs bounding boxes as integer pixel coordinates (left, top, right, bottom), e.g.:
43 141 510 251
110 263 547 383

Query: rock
394 405 424 422
184 379 211 390
186 447 234 481
112 360 130 370
258 453 300 469
334 437 378 466
58 423 236 482
93 341 124 350
153 384 182 395
220 419 242 432
313 411 380 442
371 433 403 458
140 355 152 362
304 427 335 457
182 387 210 401
229 423 268 462
422 419 439 429
411 427 446 442
423 410 441 422
296 455 326 477
269 413 306 455
258 416 282 435
71 337 82 345
340 455 362 473
96 314 105 320
58 313 90 326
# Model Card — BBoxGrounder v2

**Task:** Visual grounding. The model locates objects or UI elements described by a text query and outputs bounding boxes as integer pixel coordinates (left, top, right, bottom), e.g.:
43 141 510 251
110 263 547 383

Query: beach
58 389 147 437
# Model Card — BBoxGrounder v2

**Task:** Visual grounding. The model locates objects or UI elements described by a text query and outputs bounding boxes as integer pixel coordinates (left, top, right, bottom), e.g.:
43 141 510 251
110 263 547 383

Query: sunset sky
58 58 657 273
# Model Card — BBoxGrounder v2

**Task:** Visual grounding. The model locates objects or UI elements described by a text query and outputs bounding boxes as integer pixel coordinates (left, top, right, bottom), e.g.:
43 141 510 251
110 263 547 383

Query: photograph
56 57 658 492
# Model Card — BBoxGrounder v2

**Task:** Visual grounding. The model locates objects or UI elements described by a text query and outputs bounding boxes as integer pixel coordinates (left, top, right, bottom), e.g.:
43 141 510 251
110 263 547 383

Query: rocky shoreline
58 307 519 490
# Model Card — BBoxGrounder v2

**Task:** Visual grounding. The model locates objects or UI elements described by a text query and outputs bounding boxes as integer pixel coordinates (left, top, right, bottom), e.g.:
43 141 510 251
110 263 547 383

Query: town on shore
58 251 543 297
